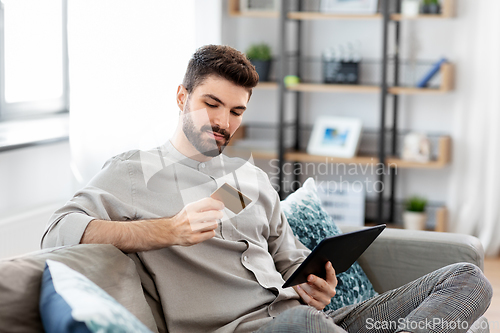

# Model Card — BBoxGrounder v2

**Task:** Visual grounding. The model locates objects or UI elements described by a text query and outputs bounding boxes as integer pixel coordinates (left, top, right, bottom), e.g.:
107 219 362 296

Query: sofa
0 225 490 333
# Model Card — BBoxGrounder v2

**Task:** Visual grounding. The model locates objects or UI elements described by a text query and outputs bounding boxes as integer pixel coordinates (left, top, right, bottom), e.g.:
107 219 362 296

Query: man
42 45 492 333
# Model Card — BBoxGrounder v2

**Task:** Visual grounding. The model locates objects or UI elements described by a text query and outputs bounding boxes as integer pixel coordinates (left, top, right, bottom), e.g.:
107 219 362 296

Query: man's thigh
256 305 347 333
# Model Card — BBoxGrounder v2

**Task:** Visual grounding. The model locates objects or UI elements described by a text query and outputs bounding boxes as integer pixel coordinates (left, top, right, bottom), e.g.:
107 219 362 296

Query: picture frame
402 132 431 163
320 0 379 14
239 0 279 12
307 116 362 158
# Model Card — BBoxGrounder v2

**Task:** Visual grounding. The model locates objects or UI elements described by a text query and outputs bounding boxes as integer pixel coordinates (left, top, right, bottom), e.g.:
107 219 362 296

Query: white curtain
448 0 500 256
68 0 198 188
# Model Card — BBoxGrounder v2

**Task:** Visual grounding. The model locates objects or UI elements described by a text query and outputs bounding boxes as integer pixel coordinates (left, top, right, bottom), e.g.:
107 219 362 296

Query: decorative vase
251 60 271 82
401 0 421 16
402 211 427 230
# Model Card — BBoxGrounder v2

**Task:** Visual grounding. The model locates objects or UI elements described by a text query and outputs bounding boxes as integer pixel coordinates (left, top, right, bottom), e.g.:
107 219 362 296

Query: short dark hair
182 45 259 97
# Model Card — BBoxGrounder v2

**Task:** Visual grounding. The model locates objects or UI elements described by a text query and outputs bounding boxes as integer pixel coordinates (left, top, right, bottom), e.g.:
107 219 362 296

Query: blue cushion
281 178 378 312
39 260 153 333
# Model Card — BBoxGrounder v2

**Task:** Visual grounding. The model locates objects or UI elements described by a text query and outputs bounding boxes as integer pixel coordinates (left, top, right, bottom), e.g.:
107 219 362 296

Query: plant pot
402 211 427 230
401 0 421 16
251 60 271 82
422 4 441 14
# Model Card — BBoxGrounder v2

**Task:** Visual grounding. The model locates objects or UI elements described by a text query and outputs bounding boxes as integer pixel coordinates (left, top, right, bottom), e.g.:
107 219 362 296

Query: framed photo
402 133 431 163
307 116 362 158
320 0 379 14
240 0 279 12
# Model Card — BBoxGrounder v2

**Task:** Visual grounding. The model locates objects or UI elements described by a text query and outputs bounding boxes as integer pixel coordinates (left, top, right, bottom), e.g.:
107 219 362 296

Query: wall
221 0 468 222
0 141 72 258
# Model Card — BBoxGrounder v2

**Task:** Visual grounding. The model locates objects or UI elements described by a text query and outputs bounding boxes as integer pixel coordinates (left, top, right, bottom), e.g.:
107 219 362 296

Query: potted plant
246 43 272 82
422 0 440 14
402 196 427 230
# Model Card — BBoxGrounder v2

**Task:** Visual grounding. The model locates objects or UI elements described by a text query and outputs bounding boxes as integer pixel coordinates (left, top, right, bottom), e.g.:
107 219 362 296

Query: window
0 0 68 120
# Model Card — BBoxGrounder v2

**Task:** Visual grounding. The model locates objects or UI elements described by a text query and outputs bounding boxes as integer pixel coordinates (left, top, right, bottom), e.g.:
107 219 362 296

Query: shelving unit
287 83 380 93
229 0 455 20
257 62 454 94
228 0 455 230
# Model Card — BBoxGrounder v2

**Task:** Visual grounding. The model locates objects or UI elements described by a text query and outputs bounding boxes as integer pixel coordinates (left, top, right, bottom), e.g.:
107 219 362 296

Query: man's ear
176 84 188 112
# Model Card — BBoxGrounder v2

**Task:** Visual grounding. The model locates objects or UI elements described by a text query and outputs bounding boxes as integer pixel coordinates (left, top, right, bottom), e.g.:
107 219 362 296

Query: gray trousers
256 263 492 333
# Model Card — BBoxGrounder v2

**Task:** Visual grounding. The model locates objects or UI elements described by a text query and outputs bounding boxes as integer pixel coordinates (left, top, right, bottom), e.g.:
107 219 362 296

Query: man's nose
213 109 230 129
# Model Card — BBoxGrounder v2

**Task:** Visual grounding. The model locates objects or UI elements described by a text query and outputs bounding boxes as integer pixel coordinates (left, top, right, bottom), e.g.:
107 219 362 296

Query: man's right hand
80 197 224 253
165 197 224 246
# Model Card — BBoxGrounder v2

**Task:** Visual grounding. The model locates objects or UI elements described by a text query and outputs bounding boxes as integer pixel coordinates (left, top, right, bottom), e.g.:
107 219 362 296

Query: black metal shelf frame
276 0 403 224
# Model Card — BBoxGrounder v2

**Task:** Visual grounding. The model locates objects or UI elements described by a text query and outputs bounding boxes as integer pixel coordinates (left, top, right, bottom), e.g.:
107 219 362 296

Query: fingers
190 197 225 212
294 264 337 310
190 221 218 232
295 284 328 311
301 277 335 306
190 210 224 225
191 229 216 243
325 261 338 287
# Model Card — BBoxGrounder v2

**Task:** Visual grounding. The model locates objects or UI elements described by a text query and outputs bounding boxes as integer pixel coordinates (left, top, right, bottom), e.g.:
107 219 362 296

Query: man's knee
449 262 493 308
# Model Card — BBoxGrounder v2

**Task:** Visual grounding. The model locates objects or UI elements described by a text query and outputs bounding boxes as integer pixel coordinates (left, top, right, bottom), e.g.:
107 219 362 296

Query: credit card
210 183 252 214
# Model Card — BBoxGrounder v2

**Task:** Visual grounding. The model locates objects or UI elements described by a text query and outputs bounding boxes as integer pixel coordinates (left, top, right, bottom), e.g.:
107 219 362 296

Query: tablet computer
282 224 386 288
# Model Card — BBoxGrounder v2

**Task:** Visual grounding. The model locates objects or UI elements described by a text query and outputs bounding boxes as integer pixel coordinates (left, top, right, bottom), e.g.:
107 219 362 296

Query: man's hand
166 197 224 246
81 197 224 252
293 261 337 311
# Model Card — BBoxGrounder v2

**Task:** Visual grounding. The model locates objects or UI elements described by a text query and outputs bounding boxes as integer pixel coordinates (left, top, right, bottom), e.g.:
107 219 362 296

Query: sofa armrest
338 225 485 293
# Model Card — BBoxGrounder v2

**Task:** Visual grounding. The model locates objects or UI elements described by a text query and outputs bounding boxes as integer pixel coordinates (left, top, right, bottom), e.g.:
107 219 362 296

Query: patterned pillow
39 260 153 333
281 178 378 312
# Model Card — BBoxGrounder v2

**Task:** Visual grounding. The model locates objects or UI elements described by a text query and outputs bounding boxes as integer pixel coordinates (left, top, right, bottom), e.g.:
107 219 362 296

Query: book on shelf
416 57 448 88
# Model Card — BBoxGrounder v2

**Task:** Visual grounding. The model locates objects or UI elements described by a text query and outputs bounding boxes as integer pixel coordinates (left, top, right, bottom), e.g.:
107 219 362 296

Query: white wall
221 0 469 215
0 142 72 258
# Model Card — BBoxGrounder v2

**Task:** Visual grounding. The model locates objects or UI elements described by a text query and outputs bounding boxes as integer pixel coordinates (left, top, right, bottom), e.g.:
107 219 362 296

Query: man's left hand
292 261 337 311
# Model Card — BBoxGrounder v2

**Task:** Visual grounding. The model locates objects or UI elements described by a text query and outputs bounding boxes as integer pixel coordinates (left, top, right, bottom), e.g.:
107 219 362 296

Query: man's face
178 76 249 157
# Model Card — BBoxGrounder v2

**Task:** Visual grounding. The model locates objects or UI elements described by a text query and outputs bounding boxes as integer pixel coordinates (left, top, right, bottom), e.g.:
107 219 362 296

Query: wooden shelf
365 206 448 232
228 0 278 18
287 83 380 93
285 152 378 165
389 62 454 94
255 82 278 90
229 0 454 20
392 14 450 20
392 0 455 21
387 136 451 169
285 136 451 169
229 135 451 169
229 10 279 18
288 12 382 20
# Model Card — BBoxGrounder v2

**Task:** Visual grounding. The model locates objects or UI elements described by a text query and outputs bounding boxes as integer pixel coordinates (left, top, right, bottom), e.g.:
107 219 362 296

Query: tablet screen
282 224 386 288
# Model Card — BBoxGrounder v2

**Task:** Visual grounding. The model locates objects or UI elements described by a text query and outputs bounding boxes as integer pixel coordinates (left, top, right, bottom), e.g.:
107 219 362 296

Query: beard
182 103 231 157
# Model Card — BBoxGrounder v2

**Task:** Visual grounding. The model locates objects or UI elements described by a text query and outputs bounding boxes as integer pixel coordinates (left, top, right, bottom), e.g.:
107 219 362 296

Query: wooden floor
484 257 500 332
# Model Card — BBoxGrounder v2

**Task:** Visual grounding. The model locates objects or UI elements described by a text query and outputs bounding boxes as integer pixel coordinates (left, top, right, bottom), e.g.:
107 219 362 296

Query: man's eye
205 103 217 108
231 111 242 116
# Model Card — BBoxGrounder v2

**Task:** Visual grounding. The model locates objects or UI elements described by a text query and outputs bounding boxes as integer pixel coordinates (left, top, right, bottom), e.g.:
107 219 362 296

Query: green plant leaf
246 43 272 61
405 196 427 212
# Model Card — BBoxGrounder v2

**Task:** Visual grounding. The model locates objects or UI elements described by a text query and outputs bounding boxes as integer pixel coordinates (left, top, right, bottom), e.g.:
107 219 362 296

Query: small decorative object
402 132 431 163
320 0 379 14
284 75 300 87
322 43 361 84
416 57 447 88
421 0 441 14
401 0 421 16
307 116 362 158
246 43 272 82
402 196 427 230
316 180 365 226
239 0 278 12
